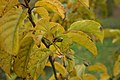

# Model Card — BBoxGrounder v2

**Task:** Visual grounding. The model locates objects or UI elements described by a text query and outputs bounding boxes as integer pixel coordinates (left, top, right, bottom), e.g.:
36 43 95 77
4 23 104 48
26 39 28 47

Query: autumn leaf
35 0 65 19
79 0 89 8
83 74 97 80
0 0 19 17
0 7 27 56
66 30 97 56
69 20 104 43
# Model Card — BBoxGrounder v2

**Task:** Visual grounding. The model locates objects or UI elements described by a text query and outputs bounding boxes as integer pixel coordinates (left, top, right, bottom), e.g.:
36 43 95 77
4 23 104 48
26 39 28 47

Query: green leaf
70 76 82 80
13 36 34 78
68 20 104 43
66 31 97 56
0 0 19 17
0 7 27 55
35 0 65 19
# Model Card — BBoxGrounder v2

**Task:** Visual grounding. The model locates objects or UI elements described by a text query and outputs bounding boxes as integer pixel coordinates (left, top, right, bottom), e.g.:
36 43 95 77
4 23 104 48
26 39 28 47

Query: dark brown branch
24 0 36 27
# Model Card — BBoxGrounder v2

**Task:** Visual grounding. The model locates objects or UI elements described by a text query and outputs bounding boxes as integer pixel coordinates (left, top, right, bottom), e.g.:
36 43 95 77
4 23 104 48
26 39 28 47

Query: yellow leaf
35 0 65 19
83 74 97 80
75 64 86 76
0 0 19 17
0 7 27 55
100 73 110 80
0 50 11 74
13 37 34 78
113 55 120 77
88 63 108 73
79 0 89 8
34 7 50 20
69 20 104 43
66 31 97 56
70 76 82 80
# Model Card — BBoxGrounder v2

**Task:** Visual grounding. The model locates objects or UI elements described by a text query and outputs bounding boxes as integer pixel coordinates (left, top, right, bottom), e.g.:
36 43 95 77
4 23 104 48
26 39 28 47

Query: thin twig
24 0 36 27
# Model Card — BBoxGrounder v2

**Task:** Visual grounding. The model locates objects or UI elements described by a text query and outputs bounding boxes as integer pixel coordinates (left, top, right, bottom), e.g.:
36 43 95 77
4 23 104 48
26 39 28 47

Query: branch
24 0 36 27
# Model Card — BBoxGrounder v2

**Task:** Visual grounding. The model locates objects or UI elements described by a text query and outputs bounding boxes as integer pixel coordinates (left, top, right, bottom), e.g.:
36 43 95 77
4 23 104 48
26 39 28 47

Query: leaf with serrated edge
69 20 104 43
35 0 65 19
0 7 27 55
66 30 97 56
0 0 19 17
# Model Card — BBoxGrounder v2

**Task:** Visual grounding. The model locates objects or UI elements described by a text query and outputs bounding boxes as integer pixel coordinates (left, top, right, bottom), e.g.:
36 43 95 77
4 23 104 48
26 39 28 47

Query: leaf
79 0 89 8
100 73 110 80
34 7 50 20
13 36 34 78
113 55 120 77
27 48 52 79
88 63 108 73
69 20 104 43
70 76 82 80
75 64 86 76
0 0 19 17
35 0 65 19
0 7 27 55
66 31 97 56
83 74 97 80
0 49 11 74
104 29 120 43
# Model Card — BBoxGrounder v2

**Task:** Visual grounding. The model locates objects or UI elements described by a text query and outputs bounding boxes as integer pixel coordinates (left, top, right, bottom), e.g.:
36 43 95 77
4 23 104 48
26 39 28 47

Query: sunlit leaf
113 55 120 77
0 7 27 55
79 0 89 8
66 30 97 56
83 74 97 80
35 0 65 19
88 63 108 73
0 0 19 17
34 7 50 20
69 20 104 43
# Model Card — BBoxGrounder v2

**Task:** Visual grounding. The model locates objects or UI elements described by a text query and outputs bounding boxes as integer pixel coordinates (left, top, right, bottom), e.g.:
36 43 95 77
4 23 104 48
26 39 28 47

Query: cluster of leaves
0 0 119 80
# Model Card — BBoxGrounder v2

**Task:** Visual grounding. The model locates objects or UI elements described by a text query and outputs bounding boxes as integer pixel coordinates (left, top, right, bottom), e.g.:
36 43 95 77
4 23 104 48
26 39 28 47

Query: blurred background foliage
0 0 120 80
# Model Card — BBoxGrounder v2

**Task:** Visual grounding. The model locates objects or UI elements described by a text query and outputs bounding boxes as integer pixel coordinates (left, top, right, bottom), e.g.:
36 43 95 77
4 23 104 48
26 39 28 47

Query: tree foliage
0 0 120 80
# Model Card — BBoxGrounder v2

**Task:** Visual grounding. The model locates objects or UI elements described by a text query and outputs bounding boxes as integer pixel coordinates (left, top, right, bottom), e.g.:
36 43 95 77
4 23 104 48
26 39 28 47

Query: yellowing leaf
35 0 65 19
13 37 34 78
34 7 50 20
0 50 11 74
88 63 108 73
83 74 97 80
66 31 97 56
70 76 82 80
27 48 52 79
100 73 110 80
0 7 27 55
104 29 120 43
0 0 19 17
69 20 104 43
75 64 86 76
79 0 89 8
113 55 120 77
